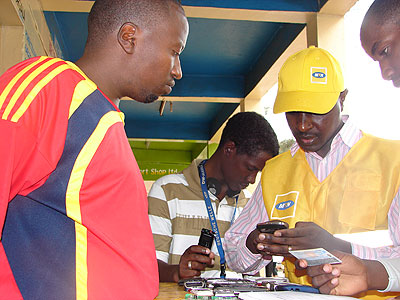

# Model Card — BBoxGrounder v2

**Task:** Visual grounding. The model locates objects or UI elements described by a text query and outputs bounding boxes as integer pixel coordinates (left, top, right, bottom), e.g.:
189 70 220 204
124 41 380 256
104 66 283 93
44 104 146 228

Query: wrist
365 260 389 290
172 265 180 283
158 259 181 282
335 238 352 253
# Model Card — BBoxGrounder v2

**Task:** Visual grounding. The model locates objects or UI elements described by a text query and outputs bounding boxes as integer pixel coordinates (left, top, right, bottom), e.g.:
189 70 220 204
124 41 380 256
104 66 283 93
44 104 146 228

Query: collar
182 159 243 205
289 115 362 157
182 159 204 194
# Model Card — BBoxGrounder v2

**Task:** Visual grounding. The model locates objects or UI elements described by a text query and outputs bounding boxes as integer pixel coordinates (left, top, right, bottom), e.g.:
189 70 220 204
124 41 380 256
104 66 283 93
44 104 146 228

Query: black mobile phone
274 283 320 294
256 220 289 234
198 228 215 249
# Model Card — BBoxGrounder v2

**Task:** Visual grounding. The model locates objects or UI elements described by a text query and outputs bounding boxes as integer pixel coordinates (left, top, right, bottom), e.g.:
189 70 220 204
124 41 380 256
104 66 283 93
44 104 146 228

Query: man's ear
339 88 348 112
223 141 236 157
117 22 137 54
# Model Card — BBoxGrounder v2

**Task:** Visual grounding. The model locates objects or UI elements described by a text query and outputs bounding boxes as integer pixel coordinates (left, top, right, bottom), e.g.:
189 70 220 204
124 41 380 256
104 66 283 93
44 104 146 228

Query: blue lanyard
198 160 238 278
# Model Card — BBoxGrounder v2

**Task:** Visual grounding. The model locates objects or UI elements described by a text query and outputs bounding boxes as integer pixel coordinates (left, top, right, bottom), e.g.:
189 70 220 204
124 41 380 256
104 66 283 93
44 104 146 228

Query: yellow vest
261 134 400 299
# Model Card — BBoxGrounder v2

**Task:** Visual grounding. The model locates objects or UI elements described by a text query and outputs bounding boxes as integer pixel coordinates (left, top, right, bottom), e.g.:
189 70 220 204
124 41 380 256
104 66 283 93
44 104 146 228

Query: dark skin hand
261 222 351 255
295 251 389 296
158 245 215 282
246 228 274 259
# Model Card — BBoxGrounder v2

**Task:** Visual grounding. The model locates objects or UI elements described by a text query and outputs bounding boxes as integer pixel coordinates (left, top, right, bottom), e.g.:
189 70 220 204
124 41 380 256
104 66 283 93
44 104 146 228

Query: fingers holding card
289 248 342 266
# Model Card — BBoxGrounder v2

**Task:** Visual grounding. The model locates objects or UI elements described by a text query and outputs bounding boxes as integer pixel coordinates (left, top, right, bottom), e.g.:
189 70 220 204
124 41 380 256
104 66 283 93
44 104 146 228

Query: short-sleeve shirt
148 159 250 278
0 56 158 299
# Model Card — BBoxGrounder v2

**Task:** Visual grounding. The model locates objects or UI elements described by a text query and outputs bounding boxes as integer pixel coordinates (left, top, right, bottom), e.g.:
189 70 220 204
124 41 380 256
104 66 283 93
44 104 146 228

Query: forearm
225 230 269 274
352 242 400 260
364 259 389 291
148 182 177 282
333 237 352 254
224 183 270 273
158 259 180 282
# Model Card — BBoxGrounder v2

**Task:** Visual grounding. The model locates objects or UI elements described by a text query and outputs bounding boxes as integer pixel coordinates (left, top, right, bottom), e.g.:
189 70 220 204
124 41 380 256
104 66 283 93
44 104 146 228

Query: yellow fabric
261 134 400 299
273 46 344 114
0 57 46 111
2 58 64 120
11 64 71 122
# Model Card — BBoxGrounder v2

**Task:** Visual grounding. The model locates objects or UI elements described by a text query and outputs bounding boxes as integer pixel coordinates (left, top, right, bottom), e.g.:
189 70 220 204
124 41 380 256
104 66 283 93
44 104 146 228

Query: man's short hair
86 0 183 47
364 0 400 26
219 112 279 157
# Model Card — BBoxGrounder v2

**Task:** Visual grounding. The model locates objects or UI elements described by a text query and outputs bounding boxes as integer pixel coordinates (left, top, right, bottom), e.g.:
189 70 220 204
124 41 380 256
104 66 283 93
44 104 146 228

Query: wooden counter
155 282 187 300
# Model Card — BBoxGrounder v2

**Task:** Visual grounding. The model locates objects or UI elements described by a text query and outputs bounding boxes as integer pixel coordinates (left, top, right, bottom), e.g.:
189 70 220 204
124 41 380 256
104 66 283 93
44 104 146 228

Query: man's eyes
380 46 389 56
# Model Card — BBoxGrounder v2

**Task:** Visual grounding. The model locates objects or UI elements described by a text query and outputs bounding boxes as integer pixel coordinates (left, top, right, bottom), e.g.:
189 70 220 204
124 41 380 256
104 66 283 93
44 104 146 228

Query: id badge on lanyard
198 160 238 278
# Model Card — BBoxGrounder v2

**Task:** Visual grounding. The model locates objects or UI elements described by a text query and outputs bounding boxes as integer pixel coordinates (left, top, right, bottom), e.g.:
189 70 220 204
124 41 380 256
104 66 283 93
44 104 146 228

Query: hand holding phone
247 220 289 257
178 238 216 279
256 220 289 234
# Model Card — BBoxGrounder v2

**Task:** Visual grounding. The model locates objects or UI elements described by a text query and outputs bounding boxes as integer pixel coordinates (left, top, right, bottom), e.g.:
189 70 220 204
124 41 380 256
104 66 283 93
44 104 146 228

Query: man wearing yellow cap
290 0 400 298
224 46 400 299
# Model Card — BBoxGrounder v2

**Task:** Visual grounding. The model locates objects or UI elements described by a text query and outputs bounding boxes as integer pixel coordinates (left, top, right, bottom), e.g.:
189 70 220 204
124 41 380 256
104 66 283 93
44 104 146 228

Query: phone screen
256 221 288 234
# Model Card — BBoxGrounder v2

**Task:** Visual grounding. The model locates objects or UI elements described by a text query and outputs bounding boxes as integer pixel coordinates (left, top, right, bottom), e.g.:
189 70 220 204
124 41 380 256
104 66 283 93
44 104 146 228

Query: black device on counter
198 228 215 249
256 220 289 234
274 283 320 294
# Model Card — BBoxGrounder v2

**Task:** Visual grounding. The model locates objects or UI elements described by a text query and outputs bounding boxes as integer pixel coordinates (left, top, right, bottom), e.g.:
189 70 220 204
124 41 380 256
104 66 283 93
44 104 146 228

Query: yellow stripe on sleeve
65 111 123 300
11 64 70 122
2 58 63 120
0 57 47 111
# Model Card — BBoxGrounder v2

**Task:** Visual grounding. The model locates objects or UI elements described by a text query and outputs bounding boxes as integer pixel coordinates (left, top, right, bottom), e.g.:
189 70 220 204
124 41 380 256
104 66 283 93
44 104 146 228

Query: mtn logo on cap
310 67 327 84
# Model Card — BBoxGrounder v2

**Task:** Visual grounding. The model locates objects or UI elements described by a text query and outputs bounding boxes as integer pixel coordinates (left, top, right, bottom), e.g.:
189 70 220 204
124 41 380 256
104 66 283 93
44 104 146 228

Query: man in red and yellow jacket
0 0 189 299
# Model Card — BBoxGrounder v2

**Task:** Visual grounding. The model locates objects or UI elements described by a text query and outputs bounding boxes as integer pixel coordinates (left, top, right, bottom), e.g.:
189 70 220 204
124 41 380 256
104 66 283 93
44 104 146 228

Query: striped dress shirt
224 116 400 274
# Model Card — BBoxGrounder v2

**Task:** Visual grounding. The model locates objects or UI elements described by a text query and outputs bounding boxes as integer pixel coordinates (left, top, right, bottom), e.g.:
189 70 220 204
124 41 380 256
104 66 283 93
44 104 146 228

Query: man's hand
245 228 274 260
264 222 351 255
178 245 215 280
295 251 389 296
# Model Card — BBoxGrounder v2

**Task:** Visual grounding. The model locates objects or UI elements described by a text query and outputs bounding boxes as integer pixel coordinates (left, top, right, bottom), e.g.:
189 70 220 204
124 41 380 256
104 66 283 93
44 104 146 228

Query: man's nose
380 60 394 81
247 172 257 185
172 57 183 80
298 113 312 132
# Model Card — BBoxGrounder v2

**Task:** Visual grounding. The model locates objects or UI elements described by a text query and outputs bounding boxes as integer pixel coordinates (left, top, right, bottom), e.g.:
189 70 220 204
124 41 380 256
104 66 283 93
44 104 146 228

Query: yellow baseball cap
273 46 344 114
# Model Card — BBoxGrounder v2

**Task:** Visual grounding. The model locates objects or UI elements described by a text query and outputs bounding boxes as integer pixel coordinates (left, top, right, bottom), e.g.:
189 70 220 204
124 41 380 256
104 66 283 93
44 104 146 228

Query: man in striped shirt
148 112 279 282
224 47 400 298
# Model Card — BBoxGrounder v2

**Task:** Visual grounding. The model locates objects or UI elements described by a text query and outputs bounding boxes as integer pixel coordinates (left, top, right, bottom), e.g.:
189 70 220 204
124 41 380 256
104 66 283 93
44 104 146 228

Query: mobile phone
256 220 289 234
198 228 215 249
178 277 205 287
274 283 320 294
